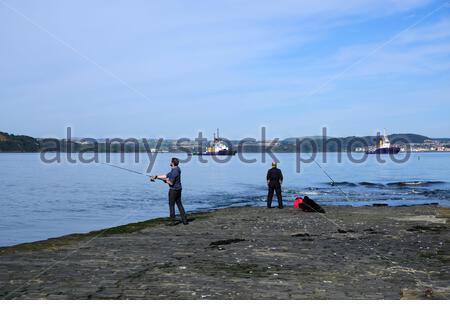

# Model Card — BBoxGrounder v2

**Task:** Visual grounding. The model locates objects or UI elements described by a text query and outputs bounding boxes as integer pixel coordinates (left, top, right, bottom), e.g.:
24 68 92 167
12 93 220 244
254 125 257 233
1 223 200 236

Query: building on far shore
355 139 450 153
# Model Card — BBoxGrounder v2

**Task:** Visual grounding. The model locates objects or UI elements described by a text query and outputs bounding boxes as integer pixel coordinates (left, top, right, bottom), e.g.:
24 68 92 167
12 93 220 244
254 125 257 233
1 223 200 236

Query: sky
1 0 450 139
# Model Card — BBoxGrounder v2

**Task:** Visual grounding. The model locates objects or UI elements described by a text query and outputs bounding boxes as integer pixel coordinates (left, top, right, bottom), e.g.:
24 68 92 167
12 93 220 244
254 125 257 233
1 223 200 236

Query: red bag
294 197 303 209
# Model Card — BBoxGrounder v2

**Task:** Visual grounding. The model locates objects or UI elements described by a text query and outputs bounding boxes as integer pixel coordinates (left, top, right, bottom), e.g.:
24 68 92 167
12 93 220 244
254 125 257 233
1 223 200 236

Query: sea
0 152 449 246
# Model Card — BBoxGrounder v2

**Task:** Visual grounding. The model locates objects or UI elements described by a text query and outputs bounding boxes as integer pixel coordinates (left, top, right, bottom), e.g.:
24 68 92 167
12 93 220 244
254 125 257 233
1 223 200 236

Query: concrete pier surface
1 205 449 300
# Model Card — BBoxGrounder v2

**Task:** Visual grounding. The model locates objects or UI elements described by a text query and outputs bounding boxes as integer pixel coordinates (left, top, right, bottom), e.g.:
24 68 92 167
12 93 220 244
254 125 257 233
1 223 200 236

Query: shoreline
1 205 449 299
0 203 447 251
0 209 215 253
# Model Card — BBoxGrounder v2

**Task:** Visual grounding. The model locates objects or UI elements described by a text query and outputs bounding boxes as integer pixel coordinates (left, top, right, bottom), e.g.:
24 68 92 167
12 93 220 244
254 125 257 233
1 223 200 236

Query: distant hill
0 131 445 153
388 133 429 144
0 132 40 152
277 133 432 152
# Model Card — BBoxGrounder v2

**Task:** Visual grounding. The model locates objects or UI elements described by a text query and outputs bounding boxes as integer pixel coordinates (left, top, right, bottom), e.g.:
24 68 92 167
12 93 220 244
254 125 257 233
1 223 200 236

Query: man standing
267 161 284 209
151 158 188 225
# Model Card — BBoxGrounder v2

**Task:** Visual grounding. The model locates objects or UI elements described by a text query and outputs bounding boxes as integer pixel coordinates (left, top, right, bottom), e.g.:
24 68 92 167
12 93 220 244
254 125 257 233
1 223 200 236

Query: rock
209 239 246 247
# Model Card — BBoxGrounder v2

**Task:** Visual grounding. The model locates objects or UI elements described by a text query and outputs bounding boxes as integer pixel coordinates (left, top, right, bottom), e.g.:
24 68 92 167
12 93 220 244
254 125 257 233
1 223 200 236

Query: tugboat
365 129 400 154
194 129 237 156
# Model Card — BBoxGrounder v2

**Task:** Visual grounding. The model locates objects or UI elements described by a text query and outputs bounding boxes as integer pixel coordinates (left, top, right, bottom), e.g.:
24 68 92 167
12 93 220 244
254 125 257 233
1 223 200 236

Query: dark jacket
267 167 283 185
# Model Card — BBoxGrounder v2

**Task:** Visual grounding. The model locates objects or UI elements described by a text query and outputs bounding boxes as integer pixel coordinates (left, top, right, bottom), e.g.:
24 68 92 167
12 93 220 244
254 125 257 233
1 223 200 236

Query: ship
194 129 237 156
365 129 400 154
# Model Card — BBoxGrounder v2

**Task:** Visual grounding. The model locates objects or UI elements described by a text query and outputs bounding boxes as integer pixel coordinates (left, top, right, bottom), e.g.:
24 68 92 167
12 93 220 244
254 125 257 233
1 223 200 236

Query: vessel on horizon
365 129 400 154
194 129 237 156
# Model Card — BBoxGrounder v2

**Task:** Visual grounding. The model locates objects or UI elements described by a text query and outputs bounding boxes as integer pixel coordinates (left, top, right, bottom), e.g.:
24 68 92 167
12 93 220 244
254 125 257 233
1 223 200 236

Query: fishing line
313 160 353 204
310 159 431 286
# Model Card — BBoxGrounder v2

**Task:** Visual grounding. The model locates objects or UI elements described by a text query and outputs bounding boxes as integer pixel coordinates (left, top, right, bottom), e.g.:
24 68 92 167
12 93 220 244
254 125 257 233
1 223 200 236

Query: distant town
355 139 450 153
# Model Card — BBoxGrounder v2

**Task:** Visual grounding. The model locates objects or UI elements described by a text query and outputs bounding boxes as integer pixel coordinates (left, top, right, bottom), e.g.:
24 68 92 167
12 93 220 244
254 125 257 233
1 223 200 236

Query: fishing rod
313 159 353 204
102 163 165 182
313 160 336 185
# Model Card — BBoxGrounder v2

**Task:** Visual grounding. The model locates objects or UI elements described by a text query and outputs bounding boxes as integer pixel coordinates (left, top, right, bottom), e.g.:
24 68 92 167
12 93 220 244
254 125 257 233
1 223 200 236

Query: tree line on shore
0 131 433 153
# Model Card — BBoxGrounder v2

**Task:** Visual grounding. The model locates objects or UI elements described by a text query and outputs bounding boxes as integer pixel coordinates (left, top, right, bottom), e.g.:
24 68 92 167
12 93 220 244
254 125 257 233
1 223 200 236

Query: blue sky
1 0 450 139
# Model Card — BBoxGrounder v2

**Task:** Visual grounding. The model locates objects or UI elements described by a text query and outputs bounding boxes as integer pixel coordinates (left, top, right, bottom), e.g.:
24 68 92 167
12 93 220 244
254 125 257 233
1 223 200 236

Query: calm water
1 152 449 246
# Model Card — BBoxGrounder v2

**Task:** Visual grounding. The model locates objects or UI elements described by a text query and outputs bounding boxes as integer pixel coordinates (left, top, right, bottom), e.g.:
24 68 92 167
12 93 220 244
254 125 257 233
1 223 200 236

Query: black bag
299 196 326 213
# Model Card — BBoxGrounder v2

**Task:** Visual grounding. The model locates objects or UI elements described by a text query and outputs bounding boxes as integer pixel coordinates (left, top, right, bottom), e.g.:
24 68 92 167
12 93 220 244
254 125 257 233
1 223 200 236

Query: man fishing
151 158 188 226
266 161 284 209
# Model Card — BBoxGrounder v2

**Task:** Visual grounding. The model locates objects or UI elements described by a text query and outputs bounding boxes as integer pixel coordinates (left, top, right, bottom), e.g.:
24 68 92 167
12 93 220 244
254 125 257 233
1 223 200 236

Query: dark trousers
267 182 283 208
168 189 187 222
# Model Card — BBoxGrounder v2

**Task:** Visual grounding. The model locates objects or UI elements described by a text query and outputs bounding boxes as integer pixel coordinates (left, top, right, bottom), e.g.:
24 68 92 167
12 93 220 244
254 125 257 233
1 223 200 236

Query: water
1 152 449 246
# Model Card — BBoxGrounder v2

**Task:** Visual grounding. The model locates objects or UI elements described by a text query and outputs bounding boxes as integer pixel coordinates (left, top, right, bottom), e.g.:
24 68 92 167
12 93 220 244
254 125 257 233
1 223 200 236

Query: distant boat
365 130 400 154
193 129 236 156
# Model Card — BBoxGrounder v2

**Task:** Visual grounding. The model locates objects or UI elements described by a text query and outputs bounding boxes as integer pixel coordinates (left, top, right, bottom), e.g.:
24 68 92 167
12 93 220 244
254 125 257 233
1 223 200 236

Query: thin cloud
0 0 447 137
